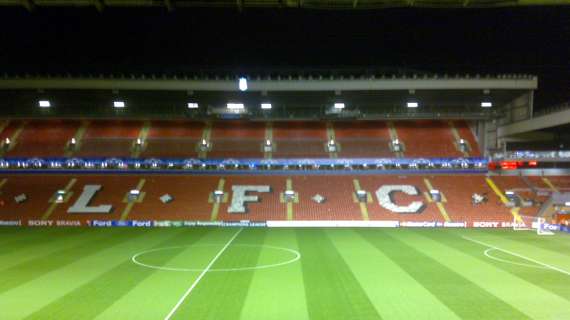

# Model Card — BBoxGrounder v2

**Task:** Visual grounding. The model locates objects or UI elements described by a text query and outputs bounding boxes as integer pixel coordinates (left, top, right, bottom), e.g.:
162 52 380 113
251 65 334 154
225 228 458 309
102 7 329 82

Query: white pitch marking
164 228 243 320
462 236 570 277
484 248 546 269
132 244 300 272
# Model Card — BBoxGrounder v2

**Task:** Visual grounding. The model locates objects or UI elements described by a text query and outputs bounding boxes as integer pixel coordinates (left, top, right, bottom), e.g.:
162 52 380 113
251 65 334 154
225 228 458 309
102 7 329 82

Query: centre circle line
131 243 301 272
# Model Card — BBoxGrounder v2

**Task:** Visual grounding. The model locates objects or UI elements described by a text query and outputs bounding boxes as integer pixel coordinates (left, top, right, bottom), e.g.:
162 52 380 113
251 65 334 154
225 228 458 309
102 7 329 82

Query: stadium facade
0 71 568 230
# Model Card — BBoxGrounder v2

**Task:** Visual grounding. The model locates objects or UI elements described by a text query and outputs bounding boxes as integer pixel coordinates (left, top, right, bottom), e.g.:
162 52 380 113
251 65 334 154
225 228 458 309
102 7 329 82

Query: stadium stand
208 121 265 158
75 120 142 157
430 175 513 222
2 120 78 157
142 121 203 158
272 121 328 158
0 119 479 159
0 173 539 224
333 121 393 158
395 121 462 158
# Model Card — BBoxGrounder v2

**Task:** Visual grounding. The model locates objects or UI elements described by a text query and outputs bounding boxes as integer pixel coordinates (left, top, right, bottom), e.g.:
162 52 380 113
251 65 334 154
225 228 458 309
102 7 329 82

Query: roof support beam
236 0 243 12
353 0 358 8
165 0 174 11
0 77 538 92
21 0 34 11
93 0 104 12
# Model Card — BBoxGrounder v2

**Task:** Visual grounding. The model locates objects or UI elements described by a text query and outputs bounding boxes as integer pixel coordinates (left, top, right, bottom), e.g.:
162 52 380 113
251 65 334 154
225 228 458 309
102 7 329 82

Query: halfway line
164 228 244 320
462 235 570 277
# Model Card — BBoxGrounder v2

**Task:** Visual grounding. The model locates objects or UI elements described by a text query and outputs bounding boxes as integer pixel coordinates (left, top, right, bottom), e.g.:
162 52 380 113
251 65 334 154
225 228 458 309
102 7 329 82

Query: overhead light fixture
227 103 245 110
238 77 248 91
38 100 51 108
334 103 345 109
407 101 419 108
187 102 199 109
261 103 272 110
481 101 493 108
113 101 126 108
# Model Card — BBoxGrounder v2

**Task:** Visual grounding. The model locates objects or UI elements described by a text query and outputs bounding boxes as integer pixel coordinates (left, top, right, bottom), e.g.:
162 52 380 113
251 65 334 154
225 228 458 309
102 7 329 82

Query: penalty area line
462 236 570 277
164 227 243 320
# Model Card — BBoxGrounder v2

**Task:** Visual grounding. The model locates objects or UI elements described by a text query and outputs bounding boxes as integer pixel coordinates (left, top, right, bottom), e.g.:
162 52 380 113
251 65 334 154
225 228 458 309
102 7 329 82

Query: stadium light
481 101 493 108
407 101 419 108
334 103 345 109
238 77 248 91
261 103 272 110
227 103 245 110
187 102 199 109
113 101 126 108
38 100 51 108
565 201 570 207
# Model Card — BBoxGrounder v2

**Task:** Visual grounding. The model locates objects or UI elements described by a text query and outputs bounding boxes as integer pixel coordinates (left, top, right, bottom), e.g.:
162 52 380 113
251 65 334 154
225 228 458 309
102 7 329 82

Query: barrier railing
0 156 488 174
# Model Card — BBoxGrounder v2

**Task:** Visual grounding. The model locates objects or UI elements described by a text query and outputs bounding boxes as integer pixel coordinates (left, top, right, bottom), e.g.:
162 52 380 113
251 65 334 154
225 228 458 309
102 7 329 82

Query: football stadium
1 2 570 320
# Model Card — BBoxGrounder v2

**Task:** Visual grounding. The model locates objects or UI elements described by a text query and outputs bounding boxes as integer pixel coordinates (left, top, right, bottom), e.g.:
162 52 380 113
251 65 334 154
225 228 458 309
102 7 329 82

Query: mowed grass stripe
94 229 241 320
329 229 461 320
359 229 531 320
0 229 113 271
0 228 80 256
447 229 570 305
239 228 310 320
0 229 130 291
404 229 570 320
0 229 186 320
23 228 210 320
170 229 267 320
297 228 382 320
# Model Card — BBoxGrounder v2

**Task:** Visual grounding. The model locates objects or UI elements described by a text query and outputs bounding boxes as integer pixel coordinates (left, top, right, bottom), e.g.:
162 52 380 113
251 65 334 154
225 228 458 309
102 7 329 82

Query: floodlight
38 100 51 108
238 77 248 91
334 103 345 109
227 103 245 110
265 139 272 146
113 101 126 108
407 101 419 108
565 202 570 207
261 103 272 110
187 102 199 109
329 139 336 146
481 101 493 108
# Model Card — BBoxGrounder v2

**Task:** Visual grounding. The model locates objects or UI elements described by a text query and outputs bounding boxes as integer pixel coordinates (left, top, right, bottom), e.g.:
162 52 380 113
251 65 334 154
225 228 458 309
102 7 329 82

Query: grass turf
1 227 570 320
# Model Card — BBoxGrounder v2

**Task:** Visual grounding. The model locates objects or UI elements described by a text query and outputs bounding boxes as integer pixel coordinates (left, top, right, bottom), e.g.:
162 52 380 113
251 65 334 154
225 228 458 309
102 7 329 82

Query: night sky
0 6 568 109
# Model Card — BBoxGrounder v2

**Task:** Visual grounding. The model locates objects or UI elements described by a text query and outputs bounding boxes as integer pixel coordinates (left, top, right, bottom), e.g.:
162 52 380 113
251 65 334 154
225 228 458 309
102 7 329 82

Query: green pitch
1 227 570 320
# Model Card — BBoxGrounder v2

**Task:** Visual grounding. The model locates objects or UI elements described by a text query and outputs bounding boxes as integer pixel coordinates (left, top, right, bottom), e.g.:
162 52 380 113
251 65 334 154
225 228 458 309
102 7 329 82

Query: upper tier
0 119 479 159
